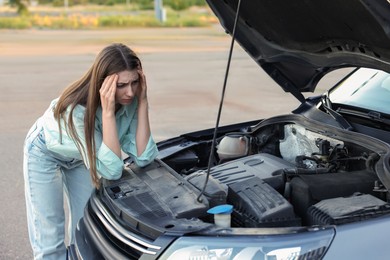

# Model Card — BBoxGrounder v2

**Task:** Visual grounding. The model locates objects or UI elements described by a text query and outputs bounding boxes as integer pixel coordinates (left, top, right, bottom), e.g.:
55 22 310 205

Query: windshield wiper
321 93 354 131
337 108 390 126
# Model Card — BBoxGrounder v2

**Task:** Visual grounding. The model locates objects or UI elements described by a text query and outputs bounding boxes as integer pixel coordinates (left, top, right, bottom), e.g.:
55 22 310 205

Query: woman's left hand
137 69 148 103
134 68 151 157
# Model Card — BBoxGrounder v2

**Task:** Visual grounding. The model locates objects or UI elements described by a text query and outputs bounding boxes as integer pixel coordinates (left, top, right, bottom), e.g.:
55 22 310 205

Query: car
69 0 390 259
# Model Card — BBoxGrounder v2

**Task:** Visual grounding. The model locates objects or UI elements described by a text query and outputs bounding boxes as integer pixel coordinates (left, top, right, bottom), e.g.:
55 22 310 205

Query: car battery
307 193 390 225
289 170 378 224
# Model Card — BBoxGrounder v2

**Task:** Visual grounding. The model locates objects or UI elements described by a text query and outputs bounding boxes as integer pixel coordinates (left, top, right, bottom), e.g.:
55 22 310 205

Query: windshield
329 68 390 115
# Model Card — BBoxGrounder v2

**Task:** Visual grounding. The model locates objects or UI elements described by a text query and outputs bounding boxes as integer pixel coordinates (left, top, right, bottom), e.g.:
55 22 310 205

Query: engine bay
103 120 390 235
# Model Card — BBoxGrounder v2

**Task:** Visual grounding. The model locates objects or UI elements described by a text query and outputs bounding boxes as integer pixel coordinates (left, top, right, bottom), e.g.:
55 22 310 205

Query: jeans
23 120 94 260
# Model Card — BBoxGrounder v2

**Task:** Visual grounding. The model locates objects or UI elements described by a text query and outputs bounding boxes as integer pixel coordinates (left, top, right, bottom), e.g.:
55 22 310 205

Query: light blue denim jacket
40 98 158 180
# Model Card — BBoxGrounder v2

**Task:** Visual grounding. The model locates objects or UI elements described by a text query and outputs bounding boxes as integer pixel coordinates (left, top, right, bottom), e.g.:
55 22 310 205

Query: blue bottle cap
207 204 233 215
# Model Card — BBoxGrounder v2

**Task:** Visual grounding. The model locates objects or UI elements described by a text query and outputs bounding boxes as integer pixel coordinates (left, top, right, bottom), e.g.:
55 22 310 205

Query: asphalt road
0 26 347 259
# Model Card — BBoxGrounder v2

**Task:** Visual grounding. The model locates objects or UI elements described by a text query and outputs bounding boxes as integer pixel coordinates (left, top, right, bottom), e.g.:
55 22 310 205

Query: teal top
40 98 158 180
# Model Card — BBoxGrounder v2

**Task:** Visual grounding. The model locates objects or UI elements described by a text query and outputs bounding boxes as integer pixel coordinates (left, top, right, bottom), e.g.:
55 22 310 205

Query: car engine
103 120 390 233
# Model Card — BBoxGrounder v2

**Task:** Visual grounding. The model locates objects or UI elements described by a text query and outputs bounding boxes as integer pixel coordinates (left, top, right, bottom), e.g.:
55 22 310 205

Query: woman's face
115 70 140 106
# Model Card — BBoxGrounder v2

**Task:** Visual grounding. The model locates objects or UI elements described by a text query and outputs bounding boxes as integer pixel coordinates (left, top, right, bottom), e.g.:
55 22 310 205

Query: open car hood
206 0 390 102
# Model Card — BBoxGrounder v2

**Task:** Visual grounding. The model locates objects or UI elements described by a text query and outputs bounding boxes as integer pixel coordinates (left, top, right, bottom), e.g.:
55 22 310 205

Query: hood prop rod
197 0 242 202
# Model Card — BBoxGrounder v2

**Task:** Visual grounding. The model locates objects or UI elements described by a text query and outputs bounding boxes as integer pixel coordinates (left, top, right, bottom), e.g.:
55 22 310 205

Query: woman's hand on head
137 69 148 104
100 74 118 117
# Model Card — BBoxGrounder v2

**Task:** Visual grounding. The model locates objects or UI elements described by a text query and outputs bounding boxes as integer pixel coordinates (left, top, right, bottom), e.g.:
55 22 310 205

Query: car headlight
160 228 334 260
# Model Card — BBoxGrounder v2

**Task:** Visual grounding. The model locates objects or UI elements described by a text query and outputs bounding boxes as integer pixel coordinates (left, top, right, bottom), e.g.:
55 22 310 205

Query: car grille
83 192 163 259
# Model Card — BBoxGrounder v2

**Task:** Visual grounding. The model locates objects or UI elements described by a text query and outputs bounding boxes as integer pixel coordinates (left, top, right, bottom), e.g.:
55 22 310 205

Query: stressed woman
23 43 158 259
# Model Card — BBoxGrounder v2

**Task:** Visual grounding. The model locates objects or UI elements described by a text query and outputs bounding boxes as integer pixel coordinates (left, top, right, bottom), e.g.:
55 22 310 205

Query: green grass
0 16 31 29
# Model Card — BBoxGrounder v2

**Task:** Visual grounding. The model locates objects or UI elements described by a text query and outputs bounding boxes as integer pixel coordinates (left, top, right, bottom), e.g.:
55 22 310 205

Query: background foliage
0 0 216 29
33 0 207 9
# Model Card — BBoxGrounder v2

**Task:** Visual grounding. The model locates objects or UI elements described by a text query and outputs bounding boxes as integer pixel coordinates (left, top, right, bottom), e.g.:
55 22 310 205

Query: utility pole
154 0 166 23
64 0 68 14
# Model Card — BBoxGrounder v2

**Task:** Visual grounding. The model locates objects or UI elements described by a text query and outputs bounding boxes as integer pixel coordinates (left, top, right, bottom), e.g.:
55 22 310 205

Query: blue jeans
23 120 94 260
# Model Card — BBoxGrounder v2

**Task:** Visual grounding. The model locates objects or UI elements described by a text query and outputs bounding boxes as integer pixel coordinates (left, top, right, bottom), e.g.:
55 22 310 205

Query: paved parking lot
0 26 343 258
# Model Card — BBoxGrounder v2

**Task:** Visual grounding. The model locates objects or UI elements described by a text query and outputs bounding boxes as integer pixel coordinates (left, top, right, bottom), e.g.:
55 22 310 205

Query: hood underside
206 0 390 102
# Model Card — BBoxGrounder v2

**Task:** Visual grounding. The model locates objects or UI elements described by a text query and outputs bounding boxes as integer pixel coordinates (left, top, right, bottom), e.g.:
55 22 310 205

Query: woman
23 43 158 259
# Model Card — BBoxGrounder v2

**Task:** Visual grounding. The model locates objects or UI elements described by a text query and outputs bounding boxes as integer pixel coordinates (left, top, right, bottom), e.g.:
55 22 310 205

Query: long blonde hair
53 43 141 188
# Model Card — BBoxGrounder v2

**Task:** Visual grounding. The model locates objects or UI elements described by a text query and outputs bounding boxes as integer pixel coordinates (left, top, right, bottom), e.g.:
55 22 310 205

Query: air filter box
228 177 300 227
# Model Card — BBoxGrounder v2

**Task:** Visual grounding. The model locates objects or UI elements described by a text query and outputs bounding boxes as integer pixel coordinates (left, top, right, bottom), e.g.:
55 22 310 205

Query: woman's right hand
100 74 121 159
100 74 118 117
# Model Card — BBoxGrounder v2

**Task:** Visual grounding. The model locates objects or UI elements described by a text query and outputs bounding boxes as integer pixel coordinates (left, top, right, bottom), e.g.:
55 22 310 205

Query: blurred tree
164 0 190 11
164 0 206 11
134 0 154 9
9 0 29 15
